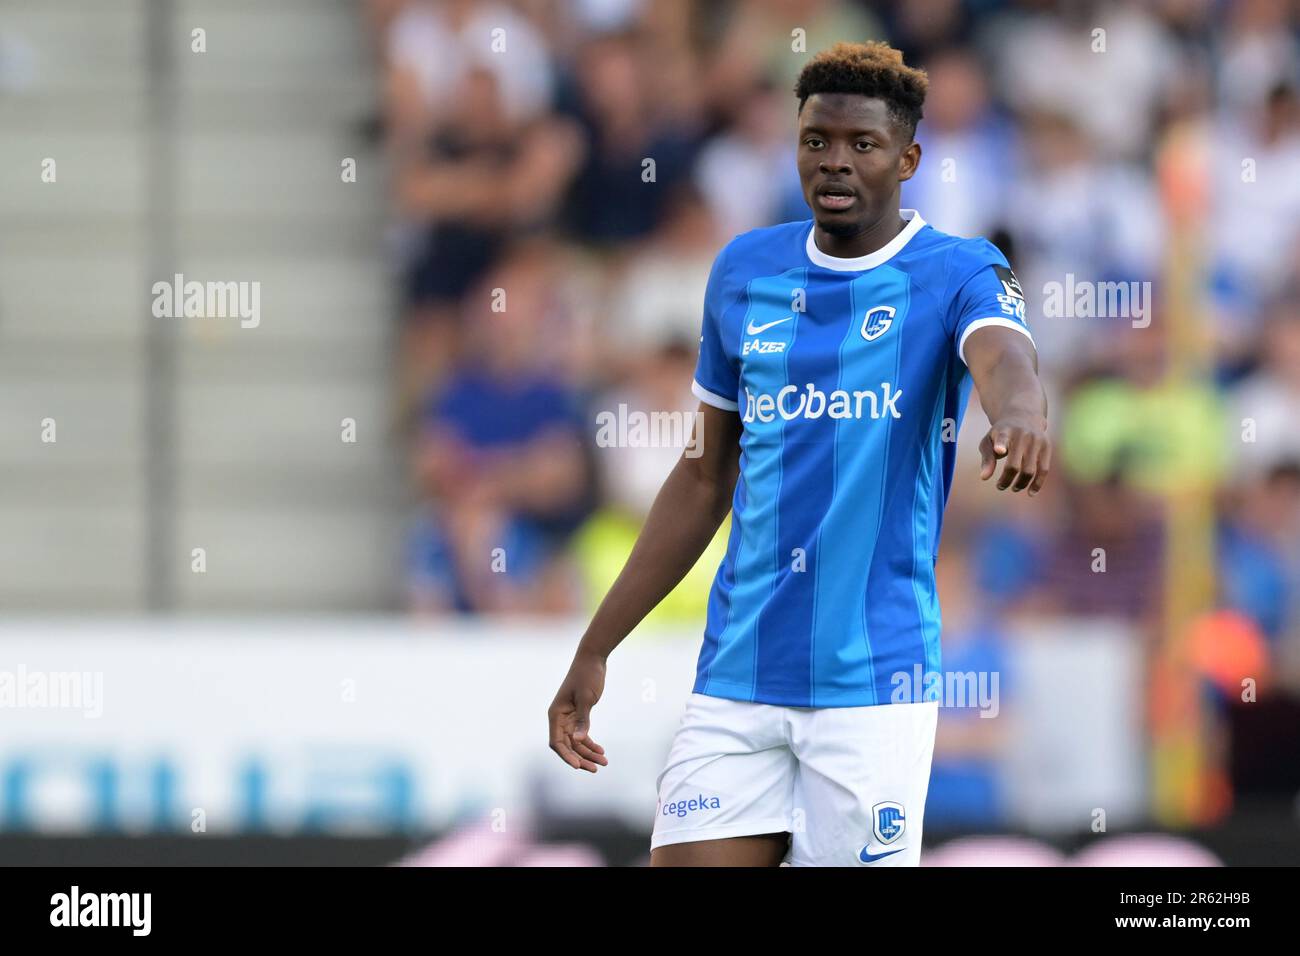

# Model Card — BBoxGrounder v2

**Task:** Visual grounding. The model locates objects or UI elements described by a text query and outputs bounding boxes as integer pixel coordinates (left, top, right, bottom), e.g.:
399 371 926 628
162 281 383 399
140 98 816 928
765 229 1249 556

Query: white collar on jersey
804 208 927 272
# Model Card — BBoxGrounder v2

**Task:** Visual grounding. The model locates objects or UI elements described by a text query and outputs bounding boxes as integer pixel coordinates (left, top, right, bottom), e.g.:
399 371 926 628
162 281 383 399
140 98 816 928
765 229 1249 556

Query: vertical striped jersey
691 209 1033 707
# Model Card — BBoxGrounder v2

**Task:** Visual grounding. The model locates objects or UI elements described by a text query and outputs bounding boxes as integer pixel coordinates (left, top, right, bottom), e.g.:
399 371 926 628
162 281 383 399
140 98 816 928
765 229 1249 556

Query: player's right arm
547 401 742 772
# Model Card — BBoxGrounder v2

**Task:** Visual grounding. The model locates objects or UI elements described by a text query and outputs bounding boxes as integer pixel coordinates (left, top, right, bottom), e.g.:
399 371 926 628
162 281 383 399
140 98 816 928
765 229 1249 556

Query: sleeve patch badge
993 264 1024 300
992 264 1027 321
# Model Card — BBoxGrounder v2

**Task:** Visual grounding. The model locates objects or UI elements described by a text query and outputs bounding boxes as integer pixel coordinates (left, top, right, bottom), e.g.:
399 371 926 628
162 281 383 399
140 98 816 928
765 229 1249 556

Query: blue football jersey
691 210 1033 707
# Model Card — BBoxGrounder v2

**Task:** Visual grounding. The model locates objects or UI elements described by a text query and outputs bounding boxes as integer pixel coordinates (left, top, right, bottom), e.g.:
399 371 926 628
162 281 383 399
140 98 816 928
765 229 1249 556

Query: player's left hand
979 416 1050 495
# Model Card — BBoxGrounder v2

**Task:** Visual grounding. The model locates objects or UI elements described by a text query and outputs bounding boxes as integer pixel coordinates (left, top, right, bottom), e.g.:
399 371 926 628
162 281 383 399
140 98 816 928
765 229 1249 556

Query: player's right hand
547 648 609 772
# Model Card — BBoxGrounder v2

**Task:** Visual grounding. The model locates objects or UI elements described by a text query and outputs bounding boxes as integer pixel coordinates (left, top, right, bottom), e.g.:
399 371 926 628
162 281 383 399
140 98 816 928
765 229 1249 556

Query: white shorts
650 692 938 866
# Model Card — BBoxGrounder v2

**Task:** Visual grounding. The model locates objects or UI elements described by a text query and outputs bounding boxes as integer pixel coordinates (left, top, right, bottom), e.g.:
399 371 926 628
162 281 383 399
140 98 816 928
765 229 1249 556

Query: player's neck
813 209 907 260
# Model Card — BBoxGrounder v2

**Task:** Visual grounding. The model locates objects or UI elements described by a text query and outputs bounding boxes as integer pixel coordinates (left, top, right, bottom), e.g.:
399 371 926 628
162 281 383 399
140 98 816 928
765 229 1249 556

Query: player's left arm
963 326 1050 495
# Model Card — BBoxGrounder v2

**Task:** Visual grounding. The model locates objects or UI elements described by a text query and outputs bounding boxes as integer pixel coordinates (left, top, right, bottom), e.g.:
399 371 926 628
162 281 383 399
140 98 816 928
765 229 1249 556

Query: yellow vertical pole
1151 118 1219 825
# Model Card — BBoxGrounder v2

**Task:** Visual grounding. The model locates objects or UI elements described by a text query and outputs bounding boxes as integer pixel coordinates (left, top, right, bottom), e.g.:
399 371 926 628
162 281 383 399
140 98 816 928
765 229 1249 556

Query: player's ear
897 140 921 182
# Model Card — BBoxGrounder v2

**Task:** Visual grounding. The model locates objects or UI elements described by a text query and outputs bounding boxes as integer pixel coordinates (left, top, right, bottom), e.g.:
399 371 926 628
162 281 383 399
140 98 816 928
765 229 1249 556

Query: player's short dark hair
794 42 929 140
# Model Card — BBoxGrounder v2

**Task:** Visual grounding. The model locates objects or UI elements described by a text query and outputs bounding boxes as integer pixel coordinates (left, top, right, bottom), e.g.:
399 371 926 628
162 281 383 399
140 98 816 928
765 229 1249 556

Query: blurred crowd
363 0 1300 821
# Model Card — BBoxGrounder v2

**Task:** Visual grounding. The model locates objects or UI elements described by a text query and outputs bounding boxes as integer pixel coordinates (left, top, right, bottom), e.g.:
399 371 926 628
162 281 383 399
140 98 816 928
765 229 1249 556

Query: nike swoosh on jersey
858 847 905 863
746 316 793 335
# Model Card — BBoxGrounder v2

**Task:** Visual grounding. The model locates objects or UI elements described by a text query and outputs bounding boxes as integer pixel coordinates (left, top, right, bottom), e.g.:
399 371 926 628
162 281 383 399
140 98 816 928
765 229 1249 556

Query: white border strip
957 318 1036 366
692 379 739 411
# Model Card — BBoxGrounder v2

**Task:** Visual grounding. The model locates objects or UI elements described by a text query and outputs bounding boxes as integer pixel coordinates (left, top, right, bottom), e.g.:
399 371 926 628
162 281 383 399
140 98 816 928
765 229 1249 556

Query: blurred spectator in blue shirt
902 47 1018 240
408 244 592 614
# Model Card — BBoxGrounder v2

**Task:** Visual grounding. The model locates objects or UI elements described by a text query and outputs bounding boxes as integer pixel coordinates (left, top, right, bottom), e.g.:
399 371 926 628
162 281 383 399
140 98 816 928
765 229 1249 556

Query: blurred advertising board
0 618 1141 834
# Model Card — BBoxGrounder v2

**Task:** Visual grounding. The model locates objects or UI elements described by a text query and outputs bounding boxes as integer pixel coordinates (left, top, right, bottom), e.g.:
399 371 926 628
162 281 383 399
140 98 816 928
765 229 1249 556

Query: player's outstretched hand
547 648 610 772
978 415 1051 495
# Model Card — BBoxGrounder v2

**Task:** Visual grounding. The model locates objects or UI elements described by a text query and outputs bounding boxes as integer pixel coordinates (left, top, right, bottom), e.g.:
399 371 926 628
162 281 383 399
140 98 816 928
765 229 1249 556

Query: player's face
796 93 920 236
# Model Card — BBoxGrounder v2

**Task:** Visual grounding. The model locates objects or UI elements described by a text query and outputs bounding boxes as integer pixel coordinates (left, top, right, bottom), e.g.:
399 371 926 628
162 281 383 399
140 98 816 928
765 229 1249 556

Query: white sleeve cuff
692 379 739 411
957 318 1036 366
